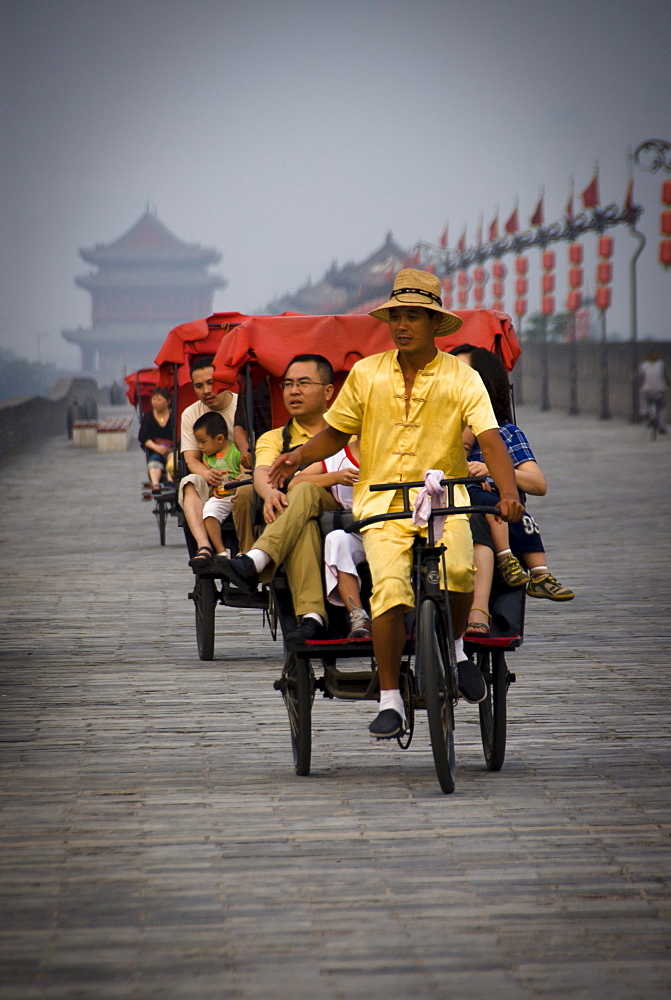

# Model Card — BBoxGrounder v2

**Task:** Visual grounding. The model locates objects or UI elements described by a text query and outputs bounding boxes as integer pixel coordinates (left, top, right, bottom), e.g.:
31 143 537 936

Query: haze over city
1 0 669 370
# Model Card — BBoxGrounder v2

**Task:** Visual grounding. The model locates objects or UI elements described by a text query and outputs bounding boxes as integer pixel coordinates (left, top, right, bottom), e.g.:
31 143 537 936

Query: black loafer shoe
285 617 325 644
368 709 405 739
457 657 487 703
213 553 259 592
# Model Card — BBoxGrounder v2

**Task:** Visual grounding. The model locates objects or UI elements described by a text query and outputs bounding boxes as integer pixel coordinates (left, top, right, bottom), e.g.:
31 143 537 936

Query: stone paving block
1 408 670 999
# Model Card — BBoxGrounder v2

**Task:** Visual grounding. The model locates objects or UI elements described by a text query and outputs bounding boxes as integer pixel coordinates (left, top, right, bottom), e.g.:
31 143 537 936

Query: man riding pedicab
257 268 525 739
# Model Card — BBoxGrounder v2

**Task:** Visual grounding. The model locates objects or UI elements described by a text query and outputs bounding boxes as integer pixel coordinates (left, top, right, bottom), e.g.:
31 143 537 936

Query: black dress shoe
213 553 259 592
457 657 487 703
285 617 325 644
368 709 405 739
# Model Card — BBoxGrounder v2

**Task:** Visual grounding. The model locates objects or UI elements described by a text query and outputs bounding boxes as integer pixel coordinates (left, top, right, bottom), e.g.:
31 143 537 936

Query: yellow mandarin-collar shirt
255 418 314 467
325 349 498 521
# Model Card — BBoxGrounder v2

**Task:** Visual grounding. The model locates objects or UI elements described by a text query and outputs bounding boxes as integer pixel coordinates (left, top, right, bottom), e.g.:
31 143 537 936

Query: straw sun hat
369 268 463 335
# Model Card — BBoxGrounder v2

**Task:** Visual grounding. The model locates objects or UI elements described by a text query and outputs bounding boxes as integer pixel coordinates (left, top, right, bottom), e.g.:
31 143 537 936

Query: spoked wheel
477 647 508 771
194 576 216 660
418 599 456 794
277 653 313 775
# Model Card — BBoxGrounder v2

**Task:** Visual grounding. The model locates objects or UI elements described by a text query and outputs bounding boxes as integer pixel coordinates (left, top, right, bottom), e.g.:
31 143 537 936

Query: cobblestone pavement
1 405 669 999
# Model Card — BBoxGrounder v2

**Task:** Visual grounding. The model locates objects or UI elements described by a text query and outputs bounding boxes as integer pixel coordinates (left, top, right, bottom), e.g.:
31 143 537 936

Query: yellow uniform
253 418 338 621
325 349 498 616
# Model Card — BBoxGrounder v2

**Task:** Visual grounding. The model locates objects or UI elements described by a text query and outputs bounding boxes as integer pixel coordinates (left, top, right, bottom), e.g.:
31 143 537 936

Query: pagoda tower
62 209 225 383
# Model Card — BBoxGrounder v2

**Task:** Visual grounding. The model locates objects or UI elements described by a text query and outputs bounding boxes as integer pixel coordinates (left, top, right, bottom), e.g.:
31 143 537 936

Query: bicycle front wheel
418 598 456 794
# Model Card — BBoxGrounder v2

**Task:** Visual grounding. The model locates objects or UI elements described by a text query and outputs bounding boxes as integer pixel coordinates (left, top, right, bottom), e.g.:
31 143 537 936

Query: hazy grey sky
1 0 670 367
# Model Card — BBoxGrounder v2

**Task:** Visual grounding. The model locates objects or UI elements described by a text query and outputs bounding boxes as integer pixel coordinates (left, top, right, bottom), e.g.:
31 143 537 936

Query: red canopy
212 310 520 427
154 312 250 425
123 367 161 413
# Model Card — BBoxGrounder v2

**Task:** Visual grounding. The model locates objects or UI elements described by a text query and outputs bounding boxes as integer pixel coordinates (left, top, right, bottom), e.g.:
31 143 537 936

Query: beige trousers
254 482 339 621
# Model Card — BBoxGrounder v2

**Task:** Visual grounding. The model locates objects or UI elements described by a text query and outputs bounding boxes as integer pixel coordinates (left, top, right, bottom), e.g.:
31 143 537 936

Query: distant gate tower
62 209 225 383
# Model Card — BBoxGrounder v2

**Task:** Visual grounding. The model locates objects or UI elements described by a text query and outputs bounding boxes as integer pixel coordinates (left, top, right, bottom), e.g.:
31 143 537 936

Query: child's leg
202 495 233 555
509 515 575 601
485 513 529 587
204 516 228 556
485 513 510 554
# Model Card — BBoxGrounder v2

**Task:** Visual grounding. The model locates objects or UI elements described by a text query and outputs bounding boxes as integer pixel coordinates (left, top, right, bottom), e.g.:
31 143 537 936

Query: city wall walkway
1 404 669 1000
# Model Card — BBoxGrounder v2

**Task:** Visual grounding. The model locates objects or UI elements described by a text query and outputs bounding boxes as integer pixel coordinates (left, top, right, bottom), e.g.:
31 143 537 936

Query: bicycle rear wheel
418 598 456 794
195 576 216 660
279 653 313 776
154 500 168 546
476 647 507 771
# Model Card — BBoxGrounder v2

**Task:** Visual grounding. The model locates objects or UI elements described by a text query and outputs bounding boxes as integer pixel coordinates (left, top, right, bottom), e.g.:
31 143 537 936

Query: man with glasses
215 354 340 644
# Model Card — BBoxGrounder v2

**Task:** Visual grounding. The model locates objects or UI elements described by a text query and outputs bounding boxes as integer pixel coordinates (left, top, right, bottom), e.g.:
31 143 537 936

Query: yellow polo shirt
325 349 498 521
254 418 314 467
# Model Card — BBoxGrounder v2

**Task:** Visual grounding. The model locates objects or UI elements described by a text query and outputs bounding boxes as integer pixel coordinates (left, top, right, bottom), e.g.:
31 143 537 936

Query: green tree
522 312 571 343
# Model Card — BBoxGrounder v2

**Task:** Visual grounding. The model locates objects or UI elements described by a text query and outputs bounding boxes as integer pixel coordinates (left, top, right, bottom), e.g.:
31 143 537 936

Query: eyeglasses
279 379 329 390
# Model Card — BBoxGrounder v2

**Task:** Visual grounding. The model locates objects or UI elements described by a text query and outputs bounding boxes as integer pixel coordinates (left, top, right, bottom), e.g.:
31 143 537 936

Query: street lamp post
631 139 671 422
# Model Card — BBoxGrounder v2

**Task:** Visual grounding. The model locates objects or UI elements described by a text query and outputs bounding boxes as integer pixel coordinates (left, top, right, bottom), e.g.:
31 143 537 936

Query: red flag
504 206 519 234
624 177 634 212
530 194 544 227
581 172 599 209
439 225 448 249
565 190 574 221
457 228 466 253
488 214 499 242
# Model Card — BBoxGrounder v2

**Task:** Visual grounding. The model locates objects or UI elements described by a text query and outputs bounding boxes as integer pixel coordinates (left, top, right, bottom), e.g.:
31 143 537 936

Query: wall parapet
510 340 670 421
0 377 100 463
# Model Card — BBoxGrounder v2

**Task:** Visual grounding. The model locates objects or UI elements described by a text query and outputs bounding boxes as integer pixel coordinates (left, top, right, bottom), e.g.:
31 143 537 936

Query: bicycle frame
347 475 503 699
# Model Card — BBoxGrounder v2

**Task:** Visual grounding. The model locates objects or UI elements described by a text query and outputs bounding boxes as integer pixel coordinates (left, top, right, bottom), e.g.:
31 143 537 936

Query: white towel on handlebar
412 469 446 538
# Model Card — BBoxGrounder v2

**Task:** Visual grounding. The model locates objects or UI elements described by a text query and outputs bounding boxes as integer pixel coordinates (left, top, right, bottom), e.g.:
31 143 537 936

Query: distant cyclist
639 350 668 434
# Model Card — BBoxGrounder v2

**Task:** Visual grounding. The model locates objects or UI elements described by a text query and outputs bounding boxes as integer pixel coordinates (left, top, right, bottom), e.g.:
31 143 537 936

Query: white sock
496 548 512 560
247 548 271 572
379 689 405 720
454 637 465 662
302 612 324 626
531 565 548 577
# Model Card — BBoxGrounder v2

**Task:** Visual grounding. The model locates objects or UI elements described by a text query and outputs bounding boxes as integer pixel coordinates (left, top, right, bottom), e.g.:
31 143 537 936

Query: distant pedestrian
639 350 668 432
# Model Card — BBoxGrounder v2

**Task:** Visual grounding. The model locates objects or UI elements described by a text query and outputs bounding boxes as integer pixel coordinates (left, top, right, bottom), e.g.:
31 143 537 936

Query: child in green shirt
192 411 243 558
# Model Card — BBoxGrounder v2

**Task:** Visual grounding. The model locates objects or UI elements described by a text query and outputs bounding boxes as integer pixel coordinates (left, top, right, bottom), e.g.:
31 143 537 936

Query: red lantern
458 271 469 287
443 293 453 309
662 180 671 206
492 300 504 312
492 279 504 299
473 266 485 283
569 267 583 288
595 287 611 310
542 250 555 271
457 288 469 306
661 211 671 236
515 298 527 317
566 290 582 312
491 261 505 279
515 256 528 275
473 284 485 304
542 295 554 315
598 236 613 259
660 240 671 268
542 273 555 293
569 243 583 264
442 276 453 294
515 276 528 296
597 261 613 284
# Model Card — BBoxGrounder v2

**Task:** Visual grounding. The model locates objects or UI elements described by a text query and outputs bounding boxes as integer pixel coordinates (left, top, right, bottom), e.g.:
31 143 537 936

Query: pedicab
199 308 525 792
125 366 179 546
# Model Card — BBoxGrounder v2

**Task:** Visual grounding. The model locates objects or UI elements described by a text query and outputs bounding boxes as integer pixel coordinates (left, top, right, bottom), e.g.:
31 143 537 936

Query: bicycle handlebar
343 475 502 534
